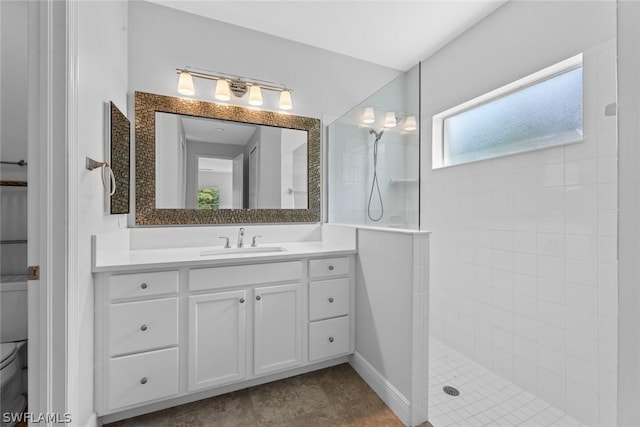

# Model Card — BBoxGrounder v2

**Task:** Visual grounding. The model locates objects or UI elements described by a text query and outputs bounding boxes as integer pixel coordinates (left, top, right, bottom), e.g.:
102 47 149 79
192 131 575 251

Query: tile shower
424 37 617 427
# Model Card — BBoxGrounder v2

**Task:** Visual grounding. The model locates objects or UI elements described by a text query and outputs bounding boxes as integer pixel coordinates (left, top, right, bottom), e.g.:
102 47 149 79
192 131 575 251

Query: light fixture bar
175 68 291 94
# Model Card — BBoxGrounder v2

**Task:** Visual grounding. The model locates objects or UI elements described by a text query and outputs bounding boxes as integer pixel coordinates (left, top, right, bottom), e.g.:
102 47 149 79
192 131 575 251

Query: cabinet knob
328 265 334 271
140 283 148 289
328 297 334 303
140 324 148 332
256 295 261 301
239 298 245 304
140 377 148 385
328 337 334 343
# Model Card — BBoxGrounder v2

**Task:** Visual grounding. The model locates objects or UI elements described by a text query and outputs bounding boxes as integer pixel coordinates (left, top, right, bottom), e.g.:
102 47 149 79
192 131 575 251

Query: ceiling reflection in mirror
155 113 308 210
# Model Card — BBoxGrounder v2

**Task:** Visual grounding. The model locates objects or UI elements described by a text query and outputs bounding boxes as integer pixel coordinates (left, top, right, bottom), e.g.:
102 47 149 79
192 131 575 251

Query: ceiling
180 116 257 146
145 0 508 71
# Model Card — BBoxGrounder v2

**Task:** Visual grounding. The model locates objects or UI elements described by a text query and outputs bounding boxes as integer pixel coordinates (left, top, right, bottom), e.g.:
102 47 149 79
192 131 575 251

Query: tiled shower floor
428 339 586 427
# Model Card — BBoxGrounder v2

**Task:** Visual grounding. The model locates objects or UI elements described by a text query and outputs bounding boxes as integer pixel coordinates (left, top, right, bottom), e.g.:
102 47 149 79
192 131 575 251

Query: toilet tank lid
0 343 16 364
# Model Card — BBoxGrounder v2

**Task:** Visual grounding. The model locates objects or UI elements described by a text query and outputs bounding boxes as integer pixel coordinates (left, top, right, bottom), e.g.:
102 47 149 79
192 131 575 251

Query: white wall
76 2 128 425
1 0 29 181
127 1 400 121
421 2 616 426
616 2 640 425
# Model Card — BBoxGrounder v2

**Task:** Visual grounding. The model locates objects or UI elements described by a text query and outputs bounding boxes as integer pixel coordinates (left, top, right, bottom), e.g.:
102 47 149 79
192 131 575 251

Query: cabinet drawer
108 347 178 410
189 261 301 291
309 257 349 279
108 271 178 300
109 298 178 357
309 316 350 361
309 278 350 321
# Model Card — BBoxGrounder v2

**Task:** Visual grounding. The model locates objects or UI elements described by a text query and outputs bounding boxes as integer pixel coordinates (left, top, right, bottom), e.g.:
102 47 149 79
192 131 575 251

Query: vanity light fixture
404 116 418 131
248 85 263 106
177 71 195 96
215 79 231 101
361 108 418 132
176 67 294 110
384 112 397 128
279 90 293 111
362 107 375 124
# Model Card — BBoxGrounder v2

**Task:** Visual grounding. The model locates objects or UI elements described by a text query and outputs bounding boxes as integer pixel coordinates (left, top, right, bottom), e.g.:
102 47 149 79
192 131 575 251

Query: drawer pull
256 295 261 301
140 283 148 290
328 297 334 303
140 377 148 385
239 298 245 304
328 337 335 343
140 324 148 332
328 265 335 271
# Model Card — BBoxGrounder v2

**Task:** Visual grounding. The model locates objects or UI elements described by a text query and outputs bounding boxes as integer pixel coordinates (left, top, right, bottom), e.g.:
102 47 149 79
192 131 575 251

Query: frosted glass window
433 56 583 168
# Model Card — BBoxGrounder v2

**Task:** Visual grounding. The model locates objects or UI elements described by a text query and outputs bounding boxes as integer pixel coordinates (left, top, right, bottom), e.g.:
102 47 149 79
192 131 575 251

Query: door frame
27 0 76 424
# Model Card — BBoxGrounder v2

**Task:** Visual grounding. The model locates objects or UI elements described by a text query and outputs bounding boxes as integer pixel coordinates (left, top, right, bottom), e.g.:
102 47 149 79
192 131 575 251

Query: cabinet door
188 290 246 391
254 283 302 375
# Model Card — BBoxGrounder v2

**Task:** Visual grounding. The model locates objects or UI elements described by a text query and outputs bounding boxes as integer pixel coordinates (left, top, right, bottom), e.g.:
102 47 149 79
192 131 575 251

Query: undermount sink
200 246 287 257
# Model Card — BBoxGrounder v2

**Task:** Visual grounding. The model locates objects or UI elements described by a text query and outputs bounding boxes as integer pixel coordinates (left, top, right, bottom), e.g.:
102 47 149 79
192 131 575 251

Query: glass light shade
177 71 195 96
404 115 417 131
248 85 263 106
215 79 231 101
384 111 397 128
362 107 375 124
279 90 293 110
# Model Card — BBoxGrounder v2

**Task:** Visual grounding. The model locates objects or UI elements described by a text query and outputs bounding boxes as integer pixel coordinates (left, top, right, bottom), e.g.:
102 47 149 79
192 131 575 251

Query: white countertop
92 240 357 272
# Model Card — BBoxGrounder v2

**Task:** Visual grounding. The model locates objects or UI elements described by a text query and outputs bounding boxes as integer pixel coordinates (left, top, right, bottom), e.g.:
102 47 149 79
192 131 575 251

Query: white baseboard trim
349 352 411 426
84 412 98 427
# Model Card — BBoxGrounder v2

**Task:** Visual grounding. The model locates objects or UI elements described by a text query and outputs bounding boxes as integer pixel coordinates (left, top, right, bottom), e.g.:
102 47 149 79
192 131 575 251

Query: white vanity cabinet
307 257 352 361
94 254 355 421
95 270 180 414
188 289 247 391
253 282 303 375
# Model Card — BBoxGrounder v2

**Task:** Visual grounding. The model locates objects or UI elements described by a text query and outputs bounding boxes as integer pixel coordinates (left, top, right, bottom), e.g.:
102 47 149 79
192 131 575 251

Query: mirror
155 113 308 210
106 101 130 214
135 91 321 225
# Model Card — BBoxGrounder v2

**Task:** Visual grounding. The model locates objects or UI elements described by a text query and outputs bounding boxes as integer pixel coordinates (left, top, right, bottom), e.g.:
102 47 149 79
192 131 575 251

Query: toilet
0 275 28 427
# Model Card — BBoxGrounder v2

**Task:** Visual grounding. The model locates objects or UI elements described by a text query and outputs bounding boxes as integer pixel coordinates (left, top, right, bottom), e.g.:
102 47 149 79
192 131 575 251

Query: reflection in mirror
155 113 308 210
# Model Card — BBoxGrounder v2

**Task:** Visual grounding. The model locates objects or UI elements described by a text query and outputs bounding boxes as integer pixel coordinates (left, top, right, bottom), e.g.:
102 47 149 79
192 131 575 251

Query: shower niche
327 66 420 229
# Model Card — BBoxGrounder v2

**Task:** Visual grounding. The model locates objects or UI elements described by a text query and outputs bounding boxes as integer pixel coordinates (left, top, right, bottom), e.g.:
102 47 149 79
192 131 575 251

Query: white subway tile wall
426 39 617 427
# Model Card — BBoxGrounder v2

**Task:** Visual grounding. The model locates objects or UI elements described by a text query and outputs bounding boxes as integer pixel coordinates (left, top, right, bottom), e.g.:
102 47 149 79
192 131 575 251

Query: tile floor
428 338 587 427
106 363 417 427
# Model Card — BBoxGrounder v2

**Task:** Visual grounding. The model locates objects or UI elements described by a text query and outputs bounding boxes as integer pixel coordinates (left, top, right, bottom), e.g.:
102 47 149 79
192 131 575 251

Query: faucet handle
251 235 263 248
219 236 231 249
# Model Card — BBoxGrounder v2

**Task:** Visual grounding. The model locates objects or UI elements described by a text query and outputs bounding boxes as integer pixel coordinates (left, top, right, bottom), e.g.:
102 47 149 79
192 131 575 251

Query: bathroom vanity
92 224 356 421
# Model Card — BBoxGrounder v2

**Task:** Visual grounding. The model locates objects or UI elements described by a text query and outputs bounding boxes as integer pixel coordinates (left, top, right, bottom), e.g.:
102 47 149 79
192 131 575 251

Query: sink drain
443 385 460 397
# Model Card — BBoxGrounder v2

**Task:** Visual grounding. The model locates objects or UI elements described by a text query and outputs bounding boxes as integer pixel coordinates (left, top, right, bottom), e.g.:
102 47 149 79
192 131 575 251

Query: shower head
369 128 385 141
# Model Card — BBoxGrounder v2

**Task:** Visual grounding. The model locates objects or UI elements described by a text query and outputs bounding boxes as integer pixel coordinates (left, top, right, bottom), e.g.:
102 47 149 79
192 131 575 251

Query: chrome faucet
237 227 245 248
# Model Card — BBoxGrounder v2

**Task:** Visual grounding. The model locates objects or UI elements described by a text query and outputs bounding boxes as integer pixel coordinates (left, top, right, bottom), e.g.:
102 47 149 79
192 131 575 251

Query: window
432 54 583 168
197 187 220 209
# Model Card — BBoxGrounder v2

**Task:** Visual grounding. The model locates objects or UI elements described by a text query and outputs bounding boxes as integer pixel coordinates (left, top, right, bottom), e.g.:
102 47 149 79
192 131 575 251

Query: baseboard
349 352 411 426
84 412 98 427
